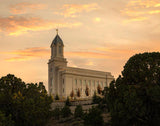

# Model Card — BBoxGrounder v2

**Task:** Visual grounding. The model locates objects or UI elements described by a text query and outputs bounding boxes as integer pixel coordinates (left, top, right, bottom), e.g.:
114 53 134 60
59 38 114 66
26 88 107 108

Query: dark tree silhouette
97 84 102 94
77 88 81 97
85 85 89 96
70 89 74 98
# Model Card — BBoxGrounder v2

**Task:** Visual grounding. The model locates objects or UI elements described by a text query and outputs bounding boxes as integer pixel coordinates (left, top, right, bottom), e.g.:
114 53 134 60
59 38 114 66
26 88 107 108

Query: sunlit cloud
86 61 94 66
10 2 46 14
55 3 99 17
122 0 160 22
0 16 82 36
4 47 50 62
93 17 101 22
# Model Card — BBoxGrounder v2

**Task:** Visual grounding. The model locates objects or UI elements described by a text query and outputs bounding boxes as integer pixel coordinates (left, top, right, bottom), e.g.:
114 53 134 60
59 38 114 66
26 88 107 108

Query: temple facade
48 31 114 99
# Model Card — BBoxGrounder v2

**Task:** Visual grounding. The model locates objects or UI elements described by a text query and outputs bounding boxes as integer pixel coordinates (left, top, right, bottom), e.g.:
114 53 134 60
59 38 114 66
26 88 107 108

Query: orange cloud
122 0 160 22
55 3 99 17
10 2 46 14
0 16 82 36
5 47 50 62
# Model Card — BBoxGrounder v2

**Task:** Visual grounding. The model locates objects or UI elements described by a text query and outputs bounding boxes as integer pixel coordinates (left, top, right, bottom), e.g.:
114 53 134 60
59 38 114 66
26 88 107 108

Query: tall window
59 46 61 54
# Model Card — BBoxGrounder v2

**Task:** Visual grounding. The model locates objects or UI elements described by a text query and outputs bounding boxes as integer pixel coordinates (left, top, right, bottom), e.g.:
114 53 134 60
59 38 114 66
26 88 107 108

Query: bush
92 92 102 104
55 94 59 100
83 107 104 126
52 107 61 120
65 97 71 106
74 105 83 118
61 105 72 118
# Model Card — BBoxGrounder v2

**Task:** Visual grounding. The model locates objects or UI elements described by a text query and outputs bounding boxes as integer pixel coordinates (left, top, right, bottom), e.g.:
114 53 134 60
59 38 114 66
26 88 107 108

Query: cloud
55 3 99 17
122 0 160 23
4 47 50 62
93 17 101 22
10 2 46 14
0 16 82 36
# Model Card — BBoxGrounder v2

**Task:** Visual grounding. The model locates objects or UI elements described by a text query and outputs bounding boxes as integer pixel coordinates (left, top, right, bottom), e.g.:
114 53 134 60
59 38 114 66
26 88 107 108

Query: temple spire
56 29 58 35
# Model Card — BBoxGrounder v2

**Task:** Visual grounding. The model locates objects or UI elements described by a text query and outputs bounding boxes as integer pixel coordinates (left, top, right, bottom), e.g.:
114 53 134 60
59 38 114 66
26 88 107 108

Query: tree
70 89 74 98
106 52 160 126
65 96 71 106
77 88 81 97
74 105 83 118
55 94 59 100
61 105 72 118
85 85 89 96
92 92 102 104
0 74 53 126
52 107 61 120
84 107 104 126
0 111 14 126
97 84 102 94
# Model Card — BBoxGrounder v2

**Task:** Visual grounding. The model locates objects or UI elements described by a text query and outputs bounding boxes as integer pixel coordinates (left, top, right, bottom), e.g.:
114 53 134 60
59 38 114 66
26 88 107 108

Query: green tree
92 92 102 104
55 94 59 100
0 74 53 126
84 107 104 126
61 105 72 118
52 107 61 120
65 96 71 106
106 52 160 126
74 105 83 118
0 111 14 126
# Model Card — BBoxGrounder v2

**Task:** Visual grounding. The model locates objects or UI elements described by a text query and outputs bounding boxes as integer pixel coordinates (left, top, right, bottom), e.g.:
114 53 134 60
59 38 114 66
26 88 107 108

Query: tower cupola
51 29 64 58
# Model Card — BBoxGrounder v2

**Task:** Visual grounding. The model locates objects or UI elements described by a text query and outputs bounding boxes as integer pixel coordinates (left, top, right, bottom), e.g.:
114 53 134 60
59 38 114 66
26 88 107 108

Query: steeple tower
50 29 64 58
48 29 67 96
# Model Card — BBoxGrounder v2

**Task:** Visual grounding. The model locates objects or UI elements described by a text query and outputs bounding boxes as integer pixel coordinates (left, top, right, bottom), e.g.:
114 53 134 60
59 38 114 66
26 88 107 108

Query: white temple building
48 31 114 99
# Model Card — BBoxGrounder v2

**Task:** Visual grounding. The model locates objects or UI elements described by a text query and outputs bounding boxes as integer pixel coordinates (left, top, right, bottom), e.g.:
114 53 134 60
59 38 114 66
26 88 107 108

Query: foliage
83 106 104 126
61 105 72 118
65 96 71 106
55 94 59 100
74 105 83 118
0 111 14 126
85 85 89 96
92 92 102 104
77 88 81 97
0 74 53 126
97 84 102 94
52 107 61 120
105 52 160 126
70 89 74 98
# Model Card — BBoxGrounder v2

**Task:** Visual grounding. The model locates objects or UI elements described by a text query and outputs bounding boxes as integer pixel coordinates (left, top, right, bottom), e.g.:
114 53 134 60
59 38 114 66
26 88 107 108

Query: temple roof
51 30 64 47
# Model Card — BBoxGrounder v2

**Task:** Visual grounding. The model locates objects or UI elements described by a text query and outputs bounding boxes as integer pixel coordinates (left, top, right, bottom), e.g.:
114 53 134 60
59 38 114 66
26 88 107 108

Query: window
63 88 64 93
59 46 61 54
89 80 91 87
83 80 86 86
75 79 77 85
63 79 64 84
92 80 95 87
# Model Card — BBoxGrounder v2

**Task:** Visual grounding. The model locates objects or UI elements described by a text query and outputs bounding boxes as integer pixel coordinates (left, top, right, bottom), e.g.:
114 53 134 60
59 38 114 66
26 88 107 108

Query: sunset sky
0 0 160 90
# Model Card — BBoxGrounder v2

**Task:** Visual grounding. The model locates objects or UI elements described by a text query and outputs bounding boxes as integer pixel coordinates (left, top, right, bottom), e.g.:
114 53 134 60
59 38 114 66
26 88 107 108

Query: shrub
52 107 61 120
74 105 83 118
83 107 104 126
55 94 59 100
61 105 72 118
65 97 71 106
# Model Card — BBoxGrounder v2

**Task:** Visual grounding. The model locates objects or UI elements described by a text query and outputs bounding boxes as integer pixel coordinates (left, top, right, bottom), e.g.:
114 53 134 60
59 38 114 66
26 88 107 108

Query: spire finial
56 29 58 35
